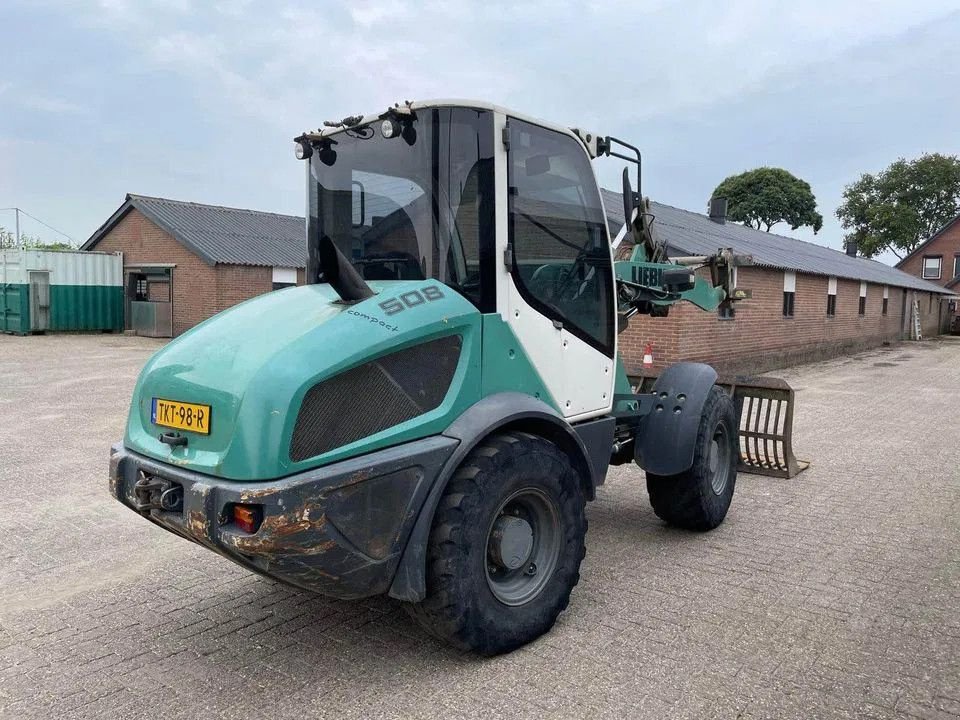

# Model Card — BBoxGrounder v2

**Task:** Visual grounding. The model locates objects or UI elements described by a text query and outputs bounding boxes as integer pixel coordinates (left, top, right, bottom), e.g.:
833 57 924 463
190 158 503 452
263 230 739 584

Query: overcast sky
2 0 959 264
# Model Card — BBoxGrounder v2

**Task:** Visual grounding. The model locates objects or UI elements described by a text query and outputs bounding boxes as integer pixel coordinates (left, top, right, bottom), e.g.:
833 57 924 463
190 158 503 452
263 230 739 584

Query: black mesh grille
290 335 462 462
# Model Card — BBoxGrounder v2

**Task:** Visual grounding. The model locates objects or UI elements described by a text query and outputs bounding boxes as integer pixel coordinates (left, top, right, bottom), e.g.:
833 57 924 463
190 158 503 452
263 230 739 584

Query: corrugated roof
83 194 306 268
600 189 952 294
84 191 951 293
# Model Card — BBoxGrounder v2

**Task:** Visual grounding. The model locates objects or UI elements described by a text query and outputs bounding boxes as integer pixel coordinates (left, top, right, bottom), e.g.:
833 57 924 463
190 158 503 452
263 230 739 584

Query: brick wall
619 266 944 375
215 265 272 314
90 209 278 336
897 219 960 324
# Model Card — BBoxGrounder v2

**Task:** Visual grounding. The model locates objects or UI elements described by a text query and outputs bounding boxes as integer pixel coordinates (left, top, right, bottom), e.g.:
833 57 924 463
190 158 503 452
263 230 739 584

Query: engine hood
125 280 481 480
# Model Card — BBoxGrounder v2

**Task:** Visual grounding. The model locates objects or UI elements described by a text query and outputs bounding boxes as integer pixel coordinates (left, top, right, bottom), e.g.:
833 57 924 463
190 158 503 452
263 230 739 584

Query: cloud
0 79 90 116
4 0 960 252
348 0 407 27
19 95 91 115
54 0 960 140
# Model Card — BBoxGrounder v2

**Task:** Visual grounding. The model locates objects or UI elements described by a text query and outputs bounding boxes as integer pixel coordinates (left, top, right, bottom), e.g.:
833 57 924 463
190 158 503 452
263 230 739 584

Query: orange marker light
232 504 262 534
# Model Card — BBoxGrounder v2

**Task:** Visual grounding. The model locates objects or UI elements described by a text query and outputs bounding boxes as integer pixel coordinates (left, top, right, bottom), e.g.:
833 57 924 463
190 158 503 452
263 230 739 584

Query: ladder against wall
912 300 922 341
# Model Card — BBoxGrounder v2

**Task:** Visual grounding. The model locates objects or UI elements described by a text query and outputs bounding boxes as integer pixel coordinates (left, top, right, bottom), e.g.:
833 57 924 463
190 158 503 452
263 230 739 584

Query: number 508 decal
379 285 444 316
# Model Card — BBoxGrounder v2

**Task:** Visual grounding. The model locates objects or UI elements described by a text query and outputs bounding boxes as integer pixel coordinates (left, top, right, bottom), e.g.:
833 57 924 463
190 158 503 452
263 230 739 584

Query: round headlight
381 119 399 139
294 140 313 160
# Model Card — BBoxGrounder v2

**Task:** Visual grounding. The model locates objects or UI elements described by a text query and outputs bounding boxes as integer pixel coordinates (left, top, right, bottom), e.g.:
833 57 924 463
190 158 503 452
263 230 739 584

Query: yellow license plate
151 398 211 435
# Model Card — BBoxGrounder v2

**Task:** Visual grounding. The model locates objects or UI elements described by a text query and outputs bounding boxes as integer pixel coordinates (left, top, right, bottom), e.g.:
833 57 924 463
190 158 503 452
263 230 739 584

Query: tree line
710 154 960 260
0 226 74 251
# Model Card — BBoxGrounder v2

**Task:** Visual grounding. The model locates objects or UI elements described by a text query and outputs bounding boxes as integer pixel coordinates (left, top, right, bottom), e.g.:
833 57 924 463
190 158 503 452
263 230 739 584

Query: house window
272 267 298 291
954 255 960 278
882 298 888 315
882 286 889 315
783 271 796 317
922 256 941 279
858 281 867 316
827 276 837 316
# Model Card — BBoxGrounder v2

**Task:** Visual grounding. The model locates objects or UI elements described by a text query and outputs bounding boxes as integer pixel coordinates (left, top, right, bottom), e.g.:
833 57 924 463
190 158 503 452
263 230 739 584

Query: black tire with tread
646 386 737 531
406 431 587 655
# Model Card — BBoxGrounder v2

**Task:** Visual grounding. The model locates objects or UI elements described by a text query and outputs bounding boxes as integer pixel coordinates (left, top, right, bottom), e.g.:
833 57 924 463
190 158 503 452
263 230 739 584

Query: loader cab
303 101 616 418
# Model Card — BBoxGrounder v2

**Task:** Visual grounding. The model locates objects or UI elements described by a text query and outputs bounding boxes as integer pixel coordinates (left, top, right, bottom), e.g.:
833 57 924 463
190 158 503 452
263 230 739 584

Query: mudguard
634 362 718 476
387 392 604 602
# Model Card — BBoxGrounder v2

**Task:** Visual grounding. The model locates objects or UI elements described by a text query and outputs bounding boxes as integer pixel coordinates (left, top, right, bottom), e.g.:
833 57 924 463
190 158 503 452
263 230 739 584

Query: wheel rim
708 424 731 495
485 488 561 606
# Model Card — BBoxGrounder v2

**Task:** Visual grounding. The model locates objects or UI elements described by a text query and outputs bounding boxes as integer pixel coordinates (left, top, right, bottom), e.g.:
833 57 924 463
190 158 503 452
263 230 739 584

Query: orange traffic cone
642 343 654 368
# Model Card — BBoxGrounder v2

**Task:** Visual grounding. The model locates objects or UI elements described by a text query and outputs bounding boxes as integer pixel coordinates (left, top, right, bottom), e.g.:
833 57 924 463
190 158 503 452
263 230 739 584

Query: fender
387 392 603 602
634 362 718 476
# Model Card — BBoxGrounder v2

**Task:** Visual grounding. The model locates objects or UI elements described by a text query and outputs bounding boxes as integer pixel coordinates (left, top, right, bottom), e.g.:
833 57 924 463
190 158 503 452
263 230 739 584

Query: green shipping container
0 249 123 334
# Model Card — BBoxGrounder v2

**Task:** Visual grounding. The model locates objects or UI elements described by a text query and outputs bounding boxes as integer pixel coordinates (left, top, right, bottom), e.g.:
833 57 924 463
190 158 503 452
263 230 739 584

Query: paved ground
1 334 958 719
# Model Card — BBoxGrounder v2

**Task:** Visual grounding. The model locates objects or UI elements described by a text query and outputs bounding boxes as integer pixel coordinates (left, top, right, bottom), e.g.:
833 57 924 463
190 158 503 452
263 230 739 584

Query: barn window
858 281 867 316
827 276 837 316
272 267 298 291
783 272 796 317
922 256 941 279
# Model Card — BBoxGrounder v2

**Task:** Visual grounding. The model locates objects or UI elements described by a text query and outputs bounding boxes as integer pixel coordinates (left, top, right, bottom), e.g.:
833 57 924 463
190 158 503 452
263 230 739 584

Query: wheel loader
108 100 752 655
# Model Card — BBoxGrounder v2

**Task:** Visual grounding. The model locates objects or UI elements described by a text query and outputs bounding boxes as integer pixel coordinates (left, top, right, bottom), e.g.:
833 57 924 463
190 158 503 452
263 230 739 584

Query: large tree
836 153 960 259
711 167 823 234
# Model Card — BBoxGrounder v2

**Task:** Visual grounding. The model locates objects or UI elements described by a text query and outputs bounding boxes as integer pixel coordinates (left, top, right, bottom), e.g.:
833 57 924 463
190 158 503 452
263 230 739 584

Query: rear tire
406 432 587 655
646 386 737 531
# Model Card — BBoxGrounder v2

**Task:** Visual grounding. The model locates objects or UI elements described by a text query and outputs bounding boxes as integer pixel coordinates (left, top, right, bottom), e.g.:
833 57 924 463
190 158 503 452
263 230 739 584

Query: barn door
29 271 50 331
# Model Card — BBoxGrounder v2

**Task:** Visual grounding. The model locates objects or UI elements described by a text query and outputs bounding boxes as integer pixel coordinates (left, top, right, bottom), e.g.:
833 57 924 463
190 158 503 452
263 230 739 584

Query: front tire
406 432 587 655
646 386 737 531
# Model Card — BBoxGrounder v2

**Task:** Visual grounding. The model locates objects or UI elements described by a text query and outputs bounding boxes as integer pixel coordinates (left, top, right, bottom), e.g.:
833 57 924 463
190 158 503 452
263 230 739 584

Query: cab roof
297 98 596 146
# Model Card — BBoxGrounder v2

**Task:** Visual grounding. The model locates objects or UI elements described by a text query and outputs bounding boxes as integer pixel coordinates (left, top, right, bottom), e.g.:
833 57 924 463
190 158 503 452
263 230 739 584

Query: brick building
895 212 960 331
600 191 954 374
84 192 952 373
82 195 305 336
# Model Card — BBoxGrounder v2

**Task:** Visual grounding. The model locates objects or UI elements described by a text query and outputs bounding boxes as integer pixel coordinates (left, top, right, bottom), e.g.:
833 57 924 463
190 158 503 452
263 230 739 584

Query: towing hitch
133 471 183 513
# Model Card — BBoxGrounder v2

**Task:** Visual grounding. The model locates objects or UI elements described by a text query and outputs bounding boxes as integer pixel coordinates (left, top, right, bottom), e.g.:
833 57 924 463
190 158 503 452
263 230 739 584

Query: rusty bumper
109 436 459 599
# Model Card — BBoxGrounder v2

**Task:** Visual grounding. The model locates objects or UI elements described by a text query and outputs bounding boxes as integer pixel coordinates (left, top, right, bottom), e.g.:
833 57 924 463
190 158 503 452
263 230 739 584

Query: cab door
500 117 616 419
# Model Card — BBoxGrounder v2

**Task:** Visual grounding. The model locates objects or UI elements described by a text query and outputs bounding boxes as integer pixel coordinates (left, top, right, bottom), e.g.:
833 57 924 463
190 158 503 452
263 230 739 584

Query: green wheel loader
108 100 751 655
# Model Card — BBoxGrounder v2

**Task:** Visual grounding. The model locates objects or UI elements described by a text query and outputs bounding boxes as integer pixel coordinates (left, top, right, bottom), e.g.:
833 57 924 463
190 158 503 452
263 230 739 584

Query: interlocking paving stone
1 333 958 719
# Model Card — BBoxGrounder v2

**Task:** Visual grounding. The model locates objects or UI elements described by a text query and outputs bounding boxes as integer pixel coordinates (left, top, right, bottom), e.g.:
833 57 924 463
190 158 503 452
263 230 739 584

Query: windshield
308 107 495 311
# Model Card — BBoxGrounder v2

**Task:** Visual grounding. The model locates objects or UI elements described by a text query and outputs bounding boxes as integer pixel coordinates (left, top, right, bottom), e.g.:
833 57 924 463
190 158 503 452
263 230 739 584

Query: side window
507 119 614 356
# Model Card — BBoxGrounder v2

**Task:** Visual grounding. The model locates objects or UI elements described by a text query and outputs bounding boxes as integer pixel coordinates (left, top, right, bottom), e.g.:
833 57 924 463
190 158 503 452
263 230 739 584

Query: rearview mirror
352 180 365 226
622 168 635 228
